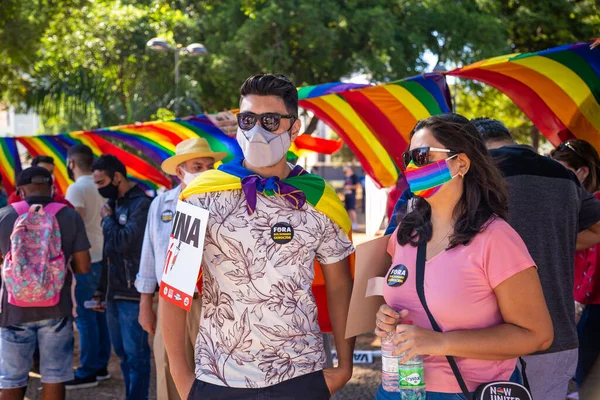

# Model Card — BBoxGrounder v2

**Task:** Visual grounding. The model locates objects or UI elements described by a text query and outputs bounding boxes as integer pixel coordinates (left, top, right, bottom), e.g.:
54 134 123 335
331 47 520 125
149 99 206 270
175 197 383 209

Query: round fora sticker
271 222 294 244
161 210 174 223
387 264 409 287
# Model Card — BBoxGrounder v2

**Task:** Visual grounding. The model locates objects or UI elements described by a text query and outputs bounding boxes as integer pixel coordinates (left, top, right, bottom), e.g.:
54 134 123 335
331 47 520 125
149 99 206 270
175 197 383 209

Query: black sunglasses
237 112 296 133
402 147 456 169
556 142 586 162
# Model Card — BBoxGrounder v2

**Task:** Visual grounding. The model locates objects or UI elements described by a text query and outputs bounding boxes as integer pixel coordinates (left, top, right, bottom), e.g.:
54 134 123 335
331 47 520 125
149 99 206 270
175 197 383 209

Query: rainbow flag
14 115 243 195
17 134 172 195
0 137 22 194
299 75 452 187
288 135 343 163
91 116 243 167
448 40 600 149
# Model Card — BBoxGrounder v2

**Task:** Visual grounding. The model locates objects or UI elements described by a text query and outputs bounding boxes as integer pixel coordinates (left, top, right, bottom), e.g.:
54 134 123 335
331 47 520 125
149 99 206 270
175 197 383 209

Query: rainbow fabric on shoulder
181 159 355 333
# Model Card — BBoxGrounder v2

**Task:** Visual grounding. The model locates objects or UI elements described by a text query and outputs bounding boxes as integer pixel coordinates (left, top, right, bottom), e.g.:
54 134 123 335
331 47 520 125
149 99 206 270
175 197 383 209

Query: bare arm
576 221 600 250
71 250 91 275
391 267 553 361
160 299 194 398
321 257 356 393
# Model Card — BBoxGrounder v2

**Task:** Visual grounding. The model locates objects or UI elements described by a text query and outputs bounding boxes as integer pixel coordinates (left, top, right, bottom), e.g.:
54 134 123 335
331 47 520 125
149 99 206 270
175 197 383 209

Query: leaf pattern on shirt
257 344 296 385
220 309 255 366
255 324 310 354
196 325 227 384
203 271 235 327
221 236 266 285
186 190 355 388
266 279 302 316
250 209 279 259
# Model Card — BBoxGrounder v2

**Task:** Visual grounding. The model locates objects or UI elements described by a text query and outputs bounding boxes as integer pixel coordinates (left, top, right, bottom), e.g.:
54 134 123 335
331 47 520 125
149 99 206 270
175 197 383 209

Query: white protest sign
159 200 209 311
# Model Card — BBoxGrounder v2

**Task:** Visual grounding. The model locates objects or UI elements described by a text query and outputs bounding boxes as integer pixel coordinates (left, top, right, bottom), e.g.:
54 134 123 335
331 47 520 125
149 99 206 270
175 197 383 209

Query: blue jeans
106 300 151 400
74 262 111 378
0 318 74 388
576 304 600 387
375 367 522 399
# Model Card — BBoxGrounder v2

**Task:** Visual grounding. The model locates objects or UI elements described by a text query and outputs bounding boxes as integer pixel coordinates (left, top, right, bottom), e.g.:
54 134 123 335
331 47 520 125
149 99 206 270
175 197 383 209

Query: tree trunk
530 125 540 152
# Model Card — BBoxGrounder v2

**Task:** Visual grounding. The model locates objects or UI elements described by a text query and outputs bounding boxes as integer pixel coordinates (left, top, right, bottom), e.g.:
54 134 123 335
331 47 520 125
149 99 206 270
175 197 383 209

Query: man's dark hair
240 74 298 117
32 155 54 167
471 117 514 144
92 154 127 179
67 144 94 170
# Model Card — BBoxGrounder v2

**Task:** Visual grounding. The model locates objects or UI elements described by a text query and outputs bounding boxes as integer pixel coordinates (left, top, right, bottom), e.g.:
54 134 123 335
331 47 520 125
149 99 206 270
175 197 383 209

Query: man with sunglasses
160 74 356 400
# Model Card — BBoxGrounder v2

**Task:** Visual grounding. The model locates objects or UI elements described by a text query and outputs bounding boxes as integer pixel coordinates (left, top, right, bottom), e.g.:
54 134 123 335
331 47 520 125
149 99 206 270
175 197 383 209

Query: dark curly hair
397 113 508 249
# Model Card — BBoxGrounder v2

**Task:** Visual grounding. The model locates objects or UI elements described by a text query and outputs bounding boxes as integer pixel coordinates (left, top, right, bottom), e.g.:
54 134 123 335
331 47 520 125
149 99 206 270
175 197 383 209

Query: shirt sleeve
315 216 355 265
482 221 536 289
65 184 84 209
136 199 158 294
387 227 399 257
72 211 91 254
578 186 600 232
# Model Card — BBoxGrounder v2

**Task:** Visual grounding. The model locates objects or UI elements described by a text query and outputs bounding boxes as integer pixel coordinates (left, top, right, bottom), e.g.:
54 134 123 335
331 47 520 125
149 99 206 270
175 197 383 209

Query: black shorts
187 370 331 400
345 195 356 211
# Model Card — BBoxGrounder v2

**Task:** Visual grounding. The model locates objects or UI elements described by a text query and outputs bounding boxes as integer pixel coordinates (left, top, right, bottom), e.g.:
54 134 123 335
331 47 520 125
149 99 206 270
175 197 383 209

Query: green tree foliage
454 81 536 145
0 0 598 136
1 0 509 131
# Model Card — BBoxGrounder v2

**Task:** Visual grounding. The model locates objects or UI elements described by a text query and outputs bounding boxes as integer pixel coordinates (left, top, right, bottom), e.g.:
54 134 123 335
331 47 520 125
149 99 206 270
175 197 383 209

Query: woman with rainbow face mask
373 114 553 400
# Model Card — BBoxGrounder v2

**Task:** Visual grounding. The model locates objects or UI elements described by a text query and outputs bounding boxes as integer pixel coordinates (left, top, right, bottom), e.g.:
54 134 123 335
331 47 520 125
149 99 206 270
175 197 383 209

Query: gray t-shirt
0 196 91 327
491 145 600 354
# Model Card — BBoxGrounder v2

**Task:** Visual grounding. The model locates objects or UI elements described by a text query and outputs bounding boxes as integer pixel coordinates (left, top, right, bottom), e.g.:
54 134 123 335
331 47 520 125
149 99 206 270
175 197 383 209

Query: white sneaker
567 392 579 399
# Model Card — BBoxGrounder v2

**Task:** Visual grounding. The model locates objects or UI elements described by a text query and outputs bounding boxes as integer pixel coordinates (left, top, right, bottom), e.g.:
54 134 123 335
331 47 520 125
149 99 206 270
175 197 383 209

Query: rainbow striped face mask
405 155 459 198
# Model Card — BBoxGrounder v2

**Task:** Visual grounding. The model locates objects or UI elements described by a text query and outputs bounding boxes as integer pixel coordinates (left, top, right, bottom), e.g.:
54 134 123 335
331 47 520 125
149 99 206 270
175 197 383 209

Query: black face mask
67 165 75 181
98 182 119 200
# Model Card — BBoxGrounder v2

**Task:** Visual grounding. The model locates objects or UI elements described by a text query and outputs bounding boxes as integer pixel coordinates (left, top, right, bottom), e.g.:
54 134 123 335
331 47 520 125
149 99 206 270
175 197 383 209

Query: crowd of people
0 73 597 400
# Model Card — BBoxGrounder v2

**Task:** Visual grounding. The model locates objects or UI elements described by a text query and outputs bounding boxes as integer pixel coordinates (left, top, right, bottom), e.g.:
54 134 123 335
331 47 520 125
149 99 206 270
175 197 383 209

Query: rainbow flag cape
181 160 354 333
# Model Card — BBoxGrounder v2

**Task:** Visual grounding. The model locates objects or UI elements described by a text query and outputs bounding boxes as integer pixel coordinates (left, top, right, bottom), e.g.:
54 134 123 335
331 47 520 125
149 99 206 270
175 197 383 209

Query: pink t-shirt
383 218 535 393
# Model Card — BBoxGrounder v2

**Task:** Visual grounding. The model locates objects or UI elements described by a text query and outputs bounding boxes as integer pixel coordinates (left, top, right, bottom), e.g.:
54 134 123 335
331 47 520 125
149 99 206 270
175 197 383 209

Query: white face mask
182 169 202 186
236 124 291 168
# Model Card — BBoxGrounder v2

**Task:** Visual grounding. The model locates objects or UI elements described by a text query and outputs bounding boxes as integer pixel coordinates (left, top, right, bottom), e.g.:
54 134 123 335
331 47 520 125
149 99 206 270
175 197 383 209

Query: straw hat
161 138 228 175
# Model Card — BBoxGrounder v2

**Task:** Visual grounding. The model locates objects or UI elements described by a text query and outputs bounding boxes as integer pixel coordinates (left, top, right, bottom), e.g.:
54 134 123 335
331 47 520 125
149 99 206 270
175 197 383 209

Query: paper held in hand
159 200 209 311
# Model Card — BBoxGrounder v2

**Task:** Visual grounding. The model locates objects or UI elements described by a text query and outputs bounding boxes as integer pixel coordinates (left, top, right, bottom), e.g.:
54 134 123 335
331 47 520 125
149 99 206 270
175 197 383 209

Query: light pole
146 37 208 115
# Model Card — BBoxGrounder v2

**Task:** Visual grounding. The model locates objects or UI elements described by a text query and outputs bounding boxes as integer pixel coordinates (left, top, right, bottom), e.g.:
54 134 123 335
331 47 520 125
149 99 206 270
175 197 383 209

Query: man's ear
175 165 185 181
290 118 302 141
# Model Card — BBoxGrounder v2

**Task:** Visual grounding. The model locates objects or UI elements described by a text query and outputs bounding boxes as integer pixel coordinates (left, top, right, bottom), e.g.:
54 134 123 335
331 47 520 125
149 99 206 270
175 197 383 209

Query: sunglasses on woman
556 142 586 162
402 147 456 169
237 112 296 133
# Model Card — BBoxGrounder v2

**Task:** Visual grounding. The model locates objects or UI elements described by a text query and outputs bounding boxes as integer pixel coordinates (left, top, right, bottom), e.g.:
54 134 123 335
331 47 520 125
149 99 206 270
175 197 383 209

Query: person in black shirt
472 118 600 400
343 166 360 230
91 155 152 400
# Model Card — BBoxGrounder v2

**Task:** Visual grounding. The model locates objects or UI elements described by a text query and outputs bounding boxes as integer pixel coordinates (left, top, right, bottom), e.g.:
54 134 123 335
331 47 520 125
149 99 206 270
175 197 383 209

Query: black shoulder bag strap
415 243 531 399
415 242 473 399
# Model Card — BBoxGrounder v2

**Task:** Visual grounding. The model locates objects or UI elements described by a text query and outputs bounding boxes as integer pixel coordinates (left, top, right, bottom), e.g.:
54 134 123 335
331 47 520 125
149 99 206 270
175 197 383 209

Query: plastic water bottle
398 322 426 400
381 332 400 392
